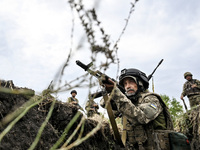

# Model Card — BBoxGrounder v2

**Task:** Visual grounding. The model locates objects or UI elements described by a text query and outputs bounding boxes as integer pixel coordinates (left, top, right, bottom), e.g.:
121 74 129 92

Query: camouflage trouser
188 95 200 108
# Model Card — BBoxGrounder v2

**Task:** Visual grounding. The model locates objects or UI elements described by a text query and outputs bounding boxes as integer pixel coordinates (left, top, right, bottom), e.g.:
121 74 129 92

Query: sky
0 0 200 112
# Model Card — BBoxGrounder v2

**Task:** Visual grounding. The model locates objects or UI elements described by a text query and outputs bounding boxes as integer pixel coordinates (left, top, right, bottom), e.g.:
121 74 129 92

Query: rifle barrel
182 99 188 111
76 60 88 71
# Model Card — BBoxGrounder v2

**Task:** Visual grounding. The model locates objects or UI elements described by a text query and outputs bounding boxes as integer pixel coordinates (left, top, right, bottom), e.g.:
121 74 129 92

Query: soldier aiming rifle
76 60 191 150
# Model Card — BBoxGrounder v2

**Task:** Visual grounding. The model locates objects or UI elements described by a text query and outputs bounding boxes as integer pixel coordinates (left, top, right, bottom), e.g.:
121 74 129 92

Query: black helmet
119 68 149 90
71 90 77 94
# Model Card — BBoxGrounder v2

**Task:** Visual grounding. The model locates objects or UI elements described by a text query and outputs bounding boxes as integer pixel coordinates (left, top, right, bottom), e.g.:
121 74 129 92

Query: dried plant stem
61 116 86 148
28 99 56 150
0 96 41 128
0 98 42 142
61 121 102 150
50 111 82 150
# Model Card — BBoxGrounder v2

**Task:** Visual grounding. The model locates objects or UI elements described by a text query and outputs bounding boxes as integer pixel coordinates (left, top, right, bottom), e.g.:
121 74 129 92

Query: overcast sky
0 0 200 111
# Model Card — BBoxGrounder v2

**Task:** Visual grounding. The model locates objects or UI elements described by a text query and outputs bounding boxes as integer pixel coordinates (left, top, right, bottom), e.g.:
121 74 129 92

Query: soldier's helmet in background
71 90 77 94
184 72 193 79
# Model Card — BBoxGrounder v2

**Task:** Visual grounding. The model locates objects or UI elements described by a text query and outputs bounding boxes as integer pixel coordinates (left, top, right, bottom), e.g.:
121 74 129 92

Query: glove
101 78 115 93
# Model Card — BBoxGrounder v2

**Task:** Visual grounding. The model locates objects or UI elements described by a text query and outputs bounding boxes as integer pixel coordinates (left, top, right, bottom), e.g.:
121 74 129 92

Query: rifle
76 61 124 90
182 98 188 111
76 60 125 147
89 59 164 99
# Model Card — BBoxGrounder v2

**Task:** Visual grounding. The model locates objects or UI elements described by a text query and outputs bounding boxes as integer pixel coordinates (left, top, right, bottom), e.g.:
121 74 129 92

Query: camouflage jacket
109 87 167 128
181 79 200 97
67 97 79 104
102 87 173 149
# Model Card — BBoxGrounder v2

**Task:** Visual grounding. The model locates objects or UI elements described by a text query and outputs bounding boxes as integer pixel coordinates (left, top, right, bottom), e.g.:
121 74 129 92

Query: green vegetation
161 94 184 125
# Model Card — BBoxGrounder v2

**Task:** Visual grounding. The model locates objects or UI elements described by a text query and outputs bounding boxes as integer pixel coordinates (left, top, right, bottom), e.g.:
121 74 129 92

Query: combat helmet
184 72 193 79
119 68 149 90
71 90 77 94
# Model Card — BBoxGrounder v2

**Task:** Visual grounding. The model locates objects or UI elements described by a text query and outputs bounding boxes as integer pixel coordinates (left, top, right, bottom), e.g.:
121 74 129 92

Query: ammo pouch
154 130 191 150
127 125 147 149
154 130 171 150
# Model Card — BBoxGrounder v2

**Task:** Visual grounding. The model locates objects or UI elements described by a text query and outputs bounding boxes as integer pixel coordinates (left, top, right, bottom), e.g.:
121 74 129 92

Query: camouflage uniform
67 97 79 104
67 97 84 111
0 80 14 88
100 68 191 149
101 86 173 150
85 100 100 117
181 79 200 107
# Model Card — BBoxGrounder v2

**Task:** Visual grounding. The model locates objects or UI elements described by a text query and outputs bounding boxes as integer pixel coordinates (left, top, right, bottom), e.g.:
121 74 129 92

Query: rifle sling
103 94 124 147
122 116 127 146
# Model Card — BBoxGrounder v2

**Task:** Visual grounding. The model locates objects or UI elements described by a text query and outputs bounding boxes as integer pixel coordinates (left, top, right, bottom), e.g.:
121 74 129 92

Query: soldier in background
67 90 79 104
85 100 100 117
0 80 14 89
180 72 200 108
67 90 84 111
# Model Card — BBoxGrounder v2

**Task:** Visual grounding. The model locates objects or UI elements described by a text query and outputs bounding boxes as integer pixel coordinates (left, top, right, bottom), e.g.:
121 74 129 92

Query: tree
160 94 184 124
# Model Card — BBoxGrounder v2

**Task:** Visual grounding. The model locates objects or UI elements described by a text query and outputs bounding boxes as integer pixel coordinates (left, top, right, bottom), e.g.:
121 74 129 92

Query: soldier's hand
180 95 184 100
191 84 197 88
72 101 78 104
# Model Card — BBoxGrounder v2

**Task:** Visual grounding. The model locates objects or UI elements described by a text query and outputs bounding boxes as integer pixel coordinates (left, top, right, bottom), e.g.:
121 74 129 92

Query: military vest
184 79 200 97
125 92 174 150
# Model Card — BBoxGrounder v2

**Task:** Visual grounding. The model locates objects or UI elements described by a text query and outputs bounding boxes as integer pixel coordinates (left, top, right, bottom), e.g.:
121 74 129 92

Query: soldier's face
123 77 138 96
71 93 77 97
186 75 192 81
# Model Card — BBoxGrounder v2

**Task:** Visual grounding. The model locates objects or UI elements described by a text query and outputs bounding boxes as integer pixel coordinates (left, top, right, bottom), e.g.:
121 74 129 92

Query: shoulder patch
150 104 157 110
139 103 159 119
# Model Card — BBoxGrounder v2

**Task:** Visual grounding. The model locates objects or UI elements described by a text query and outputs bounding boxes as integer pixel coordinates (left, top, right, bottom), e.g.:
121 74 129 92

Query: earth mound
0 80 124 150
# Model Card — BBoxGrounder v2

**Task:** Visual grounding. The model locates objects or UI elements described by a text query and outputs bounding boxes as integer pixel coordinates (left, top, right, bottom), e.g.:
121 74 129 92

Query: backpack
169 132 191 150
